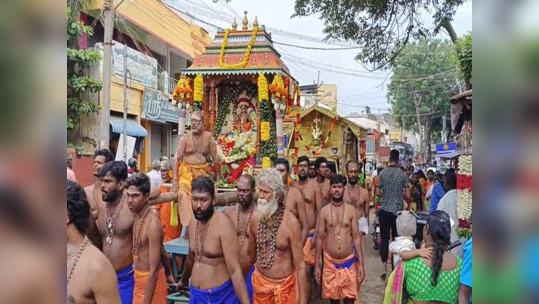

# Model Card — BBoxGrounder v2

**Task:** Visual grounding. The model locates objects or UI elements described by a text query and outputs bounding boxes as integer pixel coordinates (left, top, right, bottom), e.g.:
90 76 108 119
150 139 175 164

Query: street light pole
123 42 129 162
99 0 114 149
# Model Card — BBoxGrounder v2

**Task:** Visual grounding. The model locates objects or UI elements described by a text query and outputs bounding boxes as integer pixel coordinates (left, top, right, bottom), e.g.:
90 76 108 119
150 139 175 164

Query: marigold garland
261 122 270 141
219 26 259 69
262 157 272 168
193 74 204 102
258 73 268 102
269 74 287 100
173 77 192 102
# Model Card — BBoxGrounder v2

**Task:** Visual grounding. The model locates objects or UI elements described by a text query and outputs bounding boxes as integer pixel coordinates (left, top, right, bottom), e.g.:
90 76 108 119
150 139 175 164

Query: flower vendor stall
172 11 300 188
451 90 473 243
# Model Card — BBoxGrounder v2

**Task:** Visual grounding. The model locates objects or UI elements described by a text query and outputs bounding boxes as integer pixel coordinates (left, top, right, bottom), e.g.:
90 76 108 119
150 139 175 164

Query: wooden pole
149 186 260 207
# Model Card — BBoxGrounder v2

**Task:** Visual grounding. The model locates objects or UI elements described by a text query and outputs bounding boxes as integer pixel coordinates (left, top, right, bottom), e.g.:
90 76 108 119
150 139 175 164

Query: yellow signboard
389 131 401 141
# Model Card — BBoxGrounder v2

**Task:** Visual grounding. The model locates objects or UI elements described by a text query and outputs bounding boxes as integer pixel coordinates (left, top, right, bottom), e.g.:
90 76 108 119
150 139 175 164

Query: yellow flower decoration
219 26 259 69
258 73 268 102
262 157 271 168
261 122 270 141
193 74 204 102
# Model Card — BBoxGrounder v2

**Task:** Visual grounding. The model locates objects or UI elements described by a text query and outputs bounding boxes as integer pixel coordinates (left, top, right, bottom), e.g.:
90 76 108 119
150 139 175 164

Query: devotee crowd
67 111 472 304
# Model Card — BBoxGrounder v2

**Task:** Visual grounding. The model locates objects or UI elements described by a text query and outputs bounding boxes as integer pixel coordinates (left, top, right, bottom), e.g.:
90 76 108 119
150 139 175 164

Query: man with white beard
245 168 308 304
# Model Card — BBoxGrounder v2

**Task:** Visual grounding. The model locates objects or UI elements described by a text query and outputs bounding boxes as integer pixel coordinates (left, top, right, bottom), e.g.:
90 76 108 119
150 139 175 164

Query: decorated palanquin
172 11 301 188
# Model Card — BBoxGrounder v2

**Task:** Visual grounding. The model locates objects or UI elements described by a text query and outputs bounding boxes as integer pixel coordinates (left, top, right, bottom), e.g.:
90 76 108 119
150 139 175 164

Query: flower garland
193 74 204 111
269 74 287 101
172 76 193 109
258 73 268 102
457 155 472 239
262 157 271 168
261 122 270 141
219 26 259 69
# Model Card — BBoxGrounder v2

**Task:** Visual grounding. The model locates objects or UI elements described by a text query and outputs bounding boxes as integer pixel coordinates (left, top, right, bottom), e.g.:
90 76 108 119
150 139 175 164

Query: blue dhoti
245 265 255 303
117 265 135 304
189 279 239 304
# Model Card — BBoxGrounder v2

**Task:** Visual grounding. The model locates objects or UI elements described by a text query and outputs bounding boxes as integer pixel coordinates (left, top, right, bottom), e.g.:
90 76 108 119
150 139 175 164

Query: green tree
292 0 468 70
453 32 472 87
67 4 102 147
388 39 458 162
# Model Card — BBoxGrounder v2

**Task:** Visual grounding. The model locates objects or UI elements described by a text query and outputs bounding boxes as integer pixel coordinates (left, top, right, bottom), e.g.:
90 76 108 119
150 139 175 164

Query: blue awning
109 116 148 137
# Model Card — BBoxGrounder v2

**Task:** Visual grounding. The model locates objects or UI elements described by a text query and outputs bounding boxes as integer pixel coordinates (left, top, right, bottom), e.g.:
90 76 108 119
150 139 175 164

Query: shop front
141 87 181 172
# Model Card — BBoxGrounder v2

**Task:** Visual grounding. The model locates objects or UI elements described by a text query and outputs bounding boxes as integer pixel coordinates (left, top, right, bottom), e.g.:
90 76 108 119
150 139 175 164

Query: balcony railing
168 77 178 95
157 71 178 95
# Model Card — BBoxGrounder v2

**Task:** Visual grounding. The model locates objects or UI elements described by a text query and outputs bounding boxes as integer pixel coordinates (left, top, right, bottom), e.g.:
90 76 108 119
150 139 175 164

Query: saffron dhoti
303 229 316 266
189 279 240 304
322 252 359 301
252 267 299 304
176 162 208 226
133 268 167 304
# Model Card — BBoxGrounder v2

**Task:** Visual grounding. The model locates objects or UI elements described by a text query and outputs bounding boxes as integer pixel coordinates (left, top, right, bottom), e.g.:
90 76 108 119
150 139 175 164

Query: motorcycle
372 215 381 251
413 211 430 249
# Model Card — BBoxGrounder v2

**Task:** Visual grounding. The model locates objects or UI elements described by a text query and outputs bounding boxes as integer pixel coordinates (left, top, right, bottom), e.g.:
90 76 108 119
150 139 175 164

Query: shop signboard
141 87 180 123
436 142 457 155
96 40 158 89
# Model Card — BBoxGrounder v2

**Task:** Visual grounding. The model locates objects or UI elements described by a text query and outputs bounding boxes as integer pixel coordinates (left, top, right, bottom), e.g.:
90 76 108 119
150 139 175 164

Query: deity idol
235 97 254 133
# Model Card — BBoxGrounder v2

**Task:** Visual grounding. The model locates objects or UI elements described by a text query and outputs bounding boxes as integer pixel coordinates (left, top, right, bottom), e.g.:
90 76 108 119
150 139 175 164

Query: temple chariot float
172 12 301 188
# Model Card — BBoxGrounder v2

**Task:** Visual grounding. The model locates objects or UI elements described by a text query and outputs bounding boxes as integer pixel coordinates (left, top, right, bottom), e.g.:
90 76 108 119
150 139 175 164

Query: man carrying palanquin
246 168 308 304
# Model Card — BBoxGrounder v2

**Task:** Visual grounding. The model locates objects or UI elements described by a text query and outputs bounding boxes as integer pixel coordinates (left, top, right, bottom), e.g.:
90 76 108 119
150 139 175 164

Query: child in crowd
389 211 418 267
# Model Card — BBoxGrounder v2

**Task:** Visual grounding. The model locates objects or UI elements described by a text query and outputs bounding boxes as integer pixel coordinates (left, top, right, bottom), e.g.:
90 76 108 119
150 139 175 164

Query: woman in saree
416 170 428 211
384 210 462 304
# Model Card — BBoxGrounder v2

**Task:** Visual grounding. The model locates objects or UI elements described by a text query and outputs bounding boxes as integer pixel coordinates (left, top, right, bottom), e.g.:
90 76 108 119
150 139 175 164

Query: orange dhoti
157 185 182 242
176 162 208 226
252 267 299 304
133 268 167 304
303 229 316 266
322 252 359 301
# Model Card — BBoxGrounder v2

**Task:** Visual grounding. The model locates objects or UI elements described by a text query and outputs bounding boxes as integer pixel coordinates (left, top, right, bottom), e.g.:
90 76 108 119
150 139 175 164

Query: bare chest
258 224 290 252
231 210 254 242
96 205 134 240
189 229 223 260
185 135 210 154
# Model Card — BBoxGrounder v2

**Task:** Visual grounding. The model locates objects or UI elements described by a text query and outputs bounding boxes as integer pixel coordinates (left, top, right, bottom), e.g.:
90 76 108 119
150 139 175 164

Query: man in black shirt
375 149 411 280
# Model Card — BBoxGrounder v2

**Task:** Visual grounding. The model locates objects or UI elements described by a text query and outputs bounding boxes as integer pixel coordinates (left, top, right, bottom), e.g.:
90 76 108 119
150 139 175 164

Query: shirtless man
96 161 136 304
343 160 370 234
275 158 309 245
314 175 365 304
125 173 167 304
293 155 323 299
308 162 317 179
223 174 258 302
246 168 308 304
172 111 220 229
179 176 250 304
84 148 114 248
67 180 121 304
315 157 331 207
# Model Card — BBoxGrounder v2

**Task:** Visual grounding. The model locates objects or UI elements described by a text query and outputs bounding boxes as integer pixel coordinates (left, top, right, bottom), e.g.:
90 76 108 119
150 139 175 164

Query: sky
163 0 473 116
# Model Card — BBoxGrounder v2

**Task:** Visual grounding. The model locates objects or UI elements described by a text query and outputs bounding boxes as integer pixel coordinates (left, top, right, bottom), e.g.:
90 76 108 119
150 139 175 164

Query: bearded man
179 176 250 304
171 110 220 228
293 155 323 299
223 174 258 302
84 148 114 248
275 158 309 245
314 174 365 304
314 157 330 207
343 160 370 235
246 168 308 304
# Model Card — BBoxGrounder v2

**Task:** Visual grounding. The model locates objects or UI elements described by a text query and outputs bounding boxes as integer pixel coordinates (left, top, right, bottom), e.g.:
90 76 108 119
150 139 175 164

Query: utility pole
122 42 129 162
99 0 114 149
442 107 447 143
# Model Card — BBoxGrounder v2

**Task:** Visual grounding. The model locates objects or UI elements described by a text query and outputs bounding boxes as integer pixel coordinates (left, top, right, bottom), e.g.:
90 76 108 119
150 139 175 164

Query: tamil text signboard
141 87 180 124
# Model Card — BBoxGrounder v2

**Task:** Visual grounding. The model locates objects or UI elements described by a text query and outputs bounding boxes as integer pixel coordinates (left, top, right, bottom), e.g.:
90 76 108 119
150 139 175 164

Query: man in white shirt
437 171 462 257
146 159 163 189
